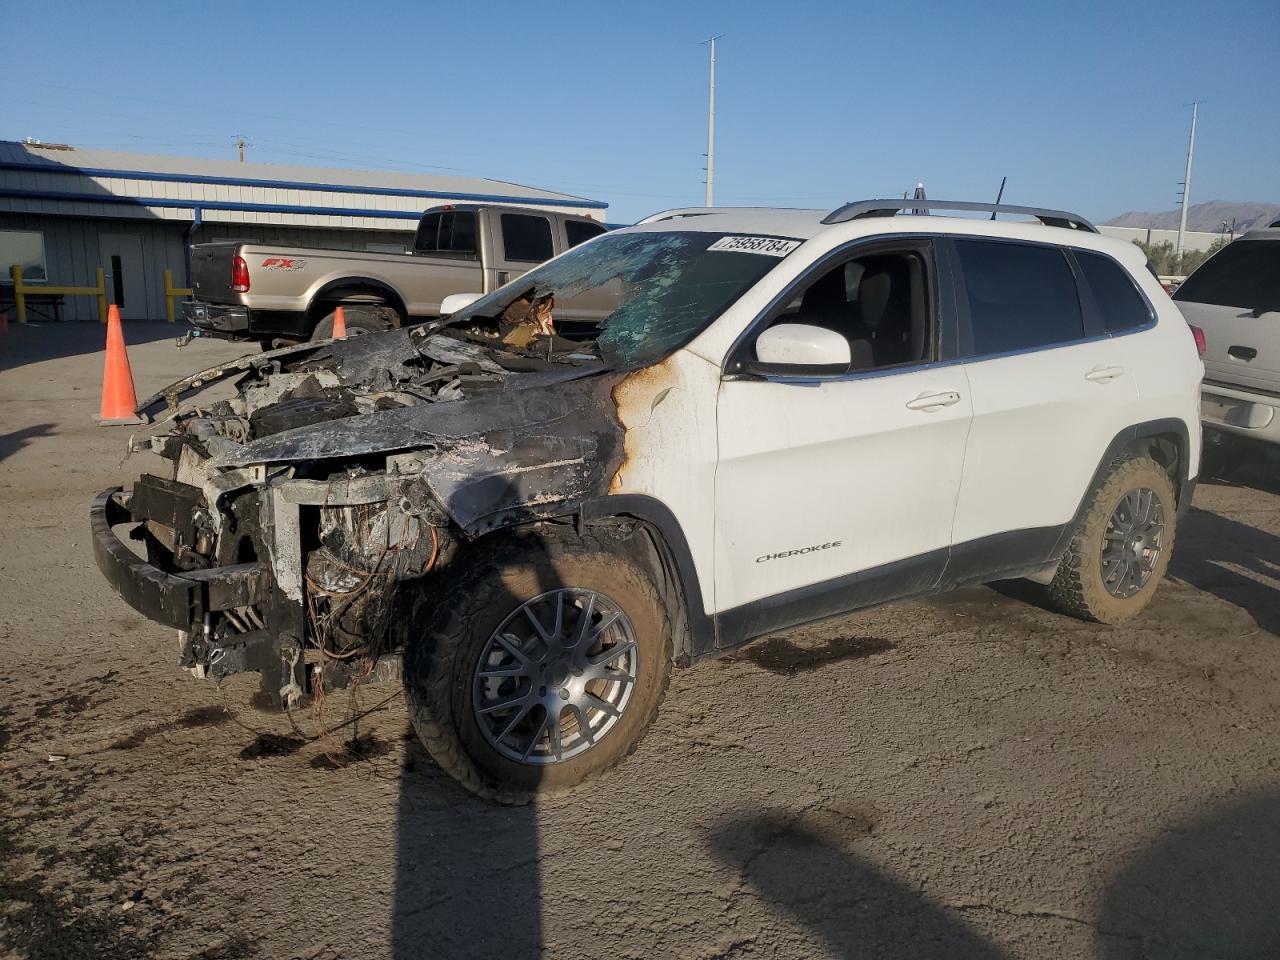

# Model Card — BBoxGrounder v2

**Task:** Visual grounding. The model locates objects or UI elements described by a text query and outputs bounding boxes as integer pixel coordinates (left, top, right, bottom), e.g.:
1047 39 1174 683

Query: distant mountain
1105 201 1280 233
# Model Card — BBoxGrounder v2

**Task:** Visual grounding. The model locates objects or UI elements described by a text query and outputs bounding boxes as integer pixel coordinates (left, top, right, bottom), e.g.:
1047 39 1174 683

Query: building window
0 230 47 282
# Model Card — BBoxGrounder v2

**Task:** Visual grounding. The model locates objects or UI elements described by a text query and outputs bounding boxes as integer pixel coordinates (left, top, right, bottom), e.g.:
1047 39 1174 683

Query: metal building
0 140 606 322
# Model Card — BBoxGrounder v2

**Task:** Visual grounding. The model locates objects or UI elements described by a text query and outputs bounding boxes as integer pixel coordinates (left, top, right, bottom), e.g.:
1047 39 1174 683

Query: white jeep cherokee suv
93 198 1203 800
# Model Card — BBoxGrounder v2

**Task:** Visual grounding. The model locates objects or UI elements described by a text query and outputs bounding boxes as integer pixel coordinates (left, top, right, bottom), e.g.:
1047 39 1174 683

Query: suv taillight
1189 324 1206 356
231 255 250 293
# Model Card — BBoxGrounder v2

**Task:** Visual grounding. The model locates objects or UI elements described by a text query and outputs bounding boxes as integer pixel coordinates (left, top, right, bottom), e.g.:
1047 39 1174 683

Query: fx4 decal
756 540 842 563
261 257 306 270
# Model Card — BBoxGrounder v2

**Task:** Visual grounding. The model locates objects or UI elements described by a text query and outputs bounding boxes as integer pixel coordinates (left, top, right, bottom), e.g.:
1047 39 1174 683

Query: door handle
1228 345 1257 362
1085 365 1125 383
905 390 961 411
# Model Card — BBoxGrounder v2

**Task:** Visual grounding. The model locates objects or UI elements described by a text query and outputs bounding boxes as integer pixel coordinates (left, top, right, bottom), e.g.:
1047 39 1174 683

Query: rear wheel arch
1053 418 1194 562
307 276 408 330
1126 419 1192 508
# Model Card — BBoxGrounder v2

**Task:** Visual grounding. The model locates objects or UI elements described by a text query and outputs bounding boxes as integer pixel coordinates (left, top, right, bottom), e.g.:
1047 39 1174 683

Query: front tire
1047 456 1177 623
403 533 672 802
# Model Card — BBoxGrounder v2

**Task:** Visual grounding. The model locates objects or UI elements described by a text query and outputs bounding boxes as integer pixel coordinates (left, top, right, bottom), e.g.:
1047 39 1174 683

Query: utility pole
1175 102 1197 261
703 35 722 207
234 134 250 163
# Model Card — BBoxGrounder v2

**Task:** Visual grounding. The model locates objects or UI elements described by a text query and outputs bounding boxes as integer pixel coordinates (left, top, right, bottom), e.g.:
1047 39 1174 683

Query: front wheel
1046 456 1177 623
403 533 672 802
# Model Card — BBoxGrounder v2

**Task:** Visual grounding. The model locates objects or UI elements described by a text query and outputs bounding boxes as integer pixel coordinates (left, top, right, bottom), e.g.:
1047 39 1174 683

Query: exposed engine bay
102 304 627 708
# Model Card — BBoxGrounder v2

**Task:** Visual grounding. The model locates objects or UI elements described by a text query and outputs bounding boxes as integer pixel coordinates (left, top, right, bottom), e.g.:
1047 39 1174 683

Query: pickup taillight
1189 324 1206 357
231 255 250 293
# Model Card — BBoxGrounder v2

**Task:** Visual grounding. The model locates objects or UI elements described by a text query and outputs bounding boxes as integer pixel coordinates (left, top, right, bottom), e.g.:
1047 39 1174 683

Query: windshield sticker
706 236 801 257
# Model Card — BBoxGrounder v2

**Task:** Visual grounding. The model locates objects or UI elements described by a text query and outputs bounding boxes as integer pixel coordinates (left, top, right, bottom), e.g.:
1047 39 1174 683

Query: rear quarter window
954 239 1085 356
1173 240 1280 312
565 219 607 249
1075 250 1153 333
501 214 555 263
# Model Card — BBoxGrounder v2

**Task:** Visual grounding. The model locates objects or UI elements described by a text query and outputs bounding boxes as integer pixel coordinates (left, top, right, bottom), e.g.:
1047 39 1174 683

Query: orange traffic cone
97 305 144 425
332 305 347 339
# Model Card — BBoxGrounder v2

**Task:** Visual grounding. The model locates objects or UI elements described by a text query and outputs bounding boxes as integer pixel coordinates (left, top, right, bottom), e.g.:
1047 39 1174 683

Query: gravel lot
2 322 1278 960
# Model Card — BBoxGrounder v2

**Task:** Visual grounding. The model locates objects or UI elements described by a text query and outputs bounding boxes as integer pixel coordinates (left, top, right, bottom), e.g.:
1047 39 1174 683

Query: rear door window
1173 239 1280 312
565 219 607 249
1075 250 1153 333
954 239 1085 356
414 211 478 258
501 214 554 263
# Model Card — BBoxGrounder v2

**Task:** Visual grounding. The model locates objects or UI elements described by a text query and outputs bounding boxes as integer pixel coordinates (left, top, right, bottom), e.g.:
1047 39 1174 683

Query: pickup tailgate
190 242 241 304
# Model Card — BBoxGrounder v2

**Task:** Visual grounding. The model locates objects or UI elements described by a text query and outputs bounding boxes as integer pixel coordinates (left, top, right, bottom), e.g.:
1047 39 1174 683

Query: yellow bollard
96 267 107 323
10 264 26 323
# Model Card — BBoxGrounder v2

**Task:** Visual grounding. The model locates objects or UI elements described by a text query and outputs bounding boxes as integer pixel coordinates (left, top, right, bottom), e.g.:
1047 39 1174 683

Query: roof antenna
990 176 1007 219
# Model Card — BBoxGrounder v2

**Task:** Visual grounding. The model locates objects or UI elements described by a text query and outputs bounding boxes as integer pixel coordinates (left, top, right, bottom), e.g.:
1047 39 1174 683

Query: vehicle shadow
0 423 55 464
390 511 559 957
0 319 190 374
707 809 1011 958
1200 441 1280 497
1094 786 1280 958
1168 506 1280 637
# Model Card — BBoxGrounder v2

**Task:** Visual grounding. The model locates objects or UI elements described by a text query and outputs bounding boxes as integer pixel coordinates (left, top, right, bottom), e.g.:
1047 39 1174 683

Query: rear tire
311 306 391 340
1047 456 1177 623
402 532 672 803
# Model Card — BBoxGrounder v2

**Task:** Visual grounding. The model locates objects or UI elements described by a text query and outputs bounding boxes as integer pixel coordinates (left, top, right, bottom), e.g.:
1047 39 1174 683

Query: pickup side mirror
742 323 851 377
440 292 483 317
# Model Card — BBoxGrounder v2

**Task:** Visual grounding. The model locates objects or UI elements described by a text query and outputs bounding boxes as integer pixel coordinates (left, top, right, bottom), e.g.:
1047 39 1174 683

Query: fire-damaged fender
212 366 630 532
578 493 717 660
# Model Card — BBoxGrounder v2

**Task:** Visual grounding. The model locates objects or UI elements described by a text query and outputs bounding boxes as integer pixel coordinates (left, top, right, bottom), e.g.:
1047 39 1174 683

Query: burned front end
91 325 623 708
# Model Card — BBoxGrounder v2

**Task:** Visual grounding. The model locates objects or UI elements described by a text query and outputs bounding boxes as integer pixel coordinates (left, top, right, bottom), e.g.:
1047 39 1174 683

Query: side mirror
747 323 851 376
440 292 483 317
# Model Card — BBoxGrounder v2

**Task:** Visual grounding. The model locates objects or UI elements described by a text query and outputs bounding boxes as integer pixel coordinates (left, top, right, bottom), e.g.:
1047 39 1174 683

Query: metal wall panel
1 213 188 321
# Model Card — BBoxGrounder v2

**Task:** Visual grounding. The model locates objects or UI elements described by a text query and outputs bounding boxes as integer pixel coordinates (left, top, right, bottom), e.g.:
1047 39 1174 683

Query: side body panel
607 351 723 620
233 243 485 318
951 340 1141 543
713 371 971 613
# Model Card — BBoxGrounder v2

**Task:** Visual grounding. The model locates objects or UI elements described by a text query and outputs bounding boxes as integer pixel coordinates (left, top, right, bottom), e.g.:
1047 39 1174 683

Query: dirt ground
2 322 1278 960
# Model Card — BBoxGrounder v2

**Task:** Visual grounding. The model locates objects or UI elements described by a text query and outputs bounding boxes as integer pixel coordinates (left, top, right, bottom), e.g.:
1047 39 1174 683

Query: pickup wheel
311 306 390 340
402 533 672 803
1046 456 1177 624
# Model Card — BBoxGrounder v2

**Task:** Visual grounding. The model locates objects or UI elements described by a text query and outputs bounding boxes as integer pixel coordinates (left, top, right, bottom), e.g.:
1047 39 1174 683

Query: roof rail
636 207 719 224
822 199 1098 233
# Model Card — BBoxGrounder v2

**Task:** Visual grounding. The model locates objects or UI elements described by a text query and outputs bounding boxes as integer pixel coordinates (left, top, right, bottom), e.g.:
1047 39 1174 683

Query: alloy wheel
1101 487 1166 599
472 588 638 764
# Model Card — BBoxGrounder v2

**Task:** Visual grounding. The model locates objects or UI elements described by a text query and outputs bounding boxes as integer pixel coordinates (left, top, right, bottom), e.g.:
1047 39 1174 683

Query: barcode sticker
707 236 801 257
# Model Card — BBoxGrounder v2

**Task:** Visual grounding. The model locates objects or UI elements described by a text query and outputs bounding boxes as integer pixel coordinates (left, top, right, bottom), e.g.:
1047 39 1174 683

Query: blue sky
3 0 1275 223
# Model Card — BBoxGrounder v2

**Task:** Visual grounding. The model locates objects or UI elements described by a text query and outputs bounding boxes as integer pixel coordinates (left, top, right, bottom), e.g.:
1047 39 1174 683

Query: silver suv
1174 222 1280 452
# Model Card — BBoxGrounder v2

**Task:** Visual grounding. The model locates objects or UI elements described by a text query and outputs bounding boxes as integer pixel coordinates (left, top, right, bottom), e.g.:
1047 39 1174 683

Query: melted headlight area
172 468 452 708
304 493 442 690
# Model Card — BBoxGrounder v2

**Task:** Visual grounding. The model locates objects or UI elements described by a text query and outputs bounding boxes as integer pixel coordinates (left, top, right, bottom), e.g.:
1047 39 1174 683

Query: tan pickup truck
184 203 611 344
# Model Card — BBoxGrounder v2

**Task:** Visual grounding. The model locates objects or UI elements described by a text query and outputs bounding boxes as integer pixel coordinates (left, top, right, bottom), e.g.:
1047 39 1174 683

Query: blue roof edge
0 159 607 210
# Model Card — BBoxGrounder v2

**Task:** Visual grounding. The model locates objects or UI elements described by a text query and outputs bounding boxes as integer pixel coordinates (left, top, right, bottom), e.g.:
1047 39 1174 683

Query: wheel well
480 509 704 665
1128 431 1186 504
307 280 407 328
